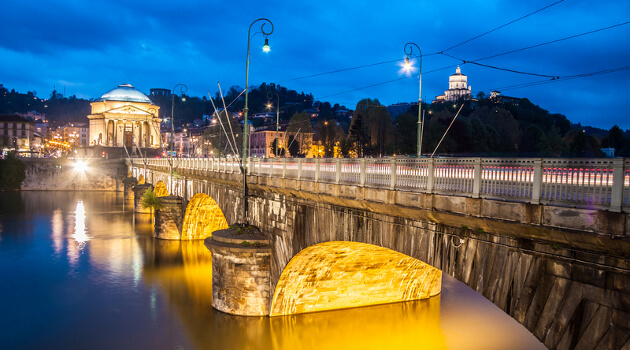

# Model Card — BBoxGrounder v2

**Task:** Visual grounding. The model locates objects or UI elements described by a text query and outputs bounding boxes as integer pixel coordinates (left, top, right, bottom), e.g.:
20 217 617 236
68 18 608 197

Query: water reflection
73 201 89 245
0 192 544 350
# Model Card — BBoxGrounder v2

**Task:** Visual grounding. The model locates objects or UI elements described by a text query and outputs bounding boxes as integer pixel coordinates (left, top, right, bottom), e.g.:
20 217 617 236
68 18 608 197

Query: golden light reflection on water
141 237 545 350
270 298 445 350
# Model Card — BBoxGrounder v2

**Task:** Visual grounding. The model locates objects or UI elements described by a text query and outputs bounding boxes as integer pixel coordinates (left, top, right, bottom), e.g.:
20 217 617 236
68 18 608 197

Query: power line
471 20 630 62
313 20 630 101
271 1 568 85
273 54 439 84
442 53 558 78
439 0 565 53
479 65 630 93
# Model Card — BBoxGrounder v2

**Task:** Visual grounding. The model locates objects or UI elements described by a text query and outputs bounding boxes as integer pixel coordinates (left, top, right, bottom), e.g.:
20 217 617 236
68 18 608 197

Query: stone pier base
123 177 138 201
154 196 183 240
204 227 272 316
132 183 153 213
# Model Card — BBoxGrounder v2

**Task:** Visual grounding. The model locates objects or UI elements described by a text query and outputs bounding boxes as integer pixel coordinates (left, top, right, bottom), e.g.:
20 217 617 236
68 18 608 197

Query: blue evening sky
1 0 628 129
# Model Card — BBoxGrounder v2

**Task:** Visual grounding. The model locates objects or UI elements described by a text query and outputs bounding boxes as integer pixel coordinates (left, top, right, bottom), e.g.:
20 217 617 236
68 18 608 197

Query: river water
0 192 545 350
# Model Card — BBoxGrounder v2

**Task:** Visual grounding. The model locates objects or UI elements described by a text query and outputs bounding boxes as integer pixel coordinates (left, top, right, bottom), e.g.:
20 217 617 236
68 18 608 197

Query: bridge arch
270 241 442 316
154 181 169 197
138 174 145 185
181 193 228 240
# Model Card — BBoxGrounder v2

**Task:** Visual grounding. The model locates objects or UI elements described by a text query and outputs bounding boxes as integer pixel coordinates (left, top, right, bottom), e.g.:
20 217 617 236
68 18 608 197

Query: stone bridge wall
21 158 127 191
135 164 630 350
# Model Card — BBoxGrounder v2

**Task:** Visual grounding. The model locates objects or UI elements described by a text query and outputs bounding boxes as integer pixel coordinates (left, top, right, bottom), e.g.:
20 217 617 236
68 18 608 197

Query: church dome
97 84 152 103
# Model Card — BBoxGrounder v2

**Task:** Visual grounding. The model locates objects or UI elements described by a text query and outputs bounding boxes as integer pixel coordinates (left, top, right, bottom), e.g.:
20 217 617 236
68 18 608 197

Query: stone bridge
128 157 630 350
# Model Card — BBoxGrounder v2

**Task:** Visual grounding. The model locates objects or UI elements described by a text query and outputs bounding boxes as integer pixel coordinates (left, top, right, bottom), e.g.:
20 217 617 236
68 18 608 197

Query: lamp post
171 84 187 158
242 18 274 224
170 83 187 194
267 91 280 157
403 42 423 157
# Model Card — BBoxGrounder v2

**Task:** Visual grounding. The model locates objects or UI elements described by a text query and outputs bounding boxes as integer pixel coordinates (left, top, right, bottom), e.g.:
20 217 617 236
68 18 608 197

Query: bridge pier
132 183 153 213
204 227 272 316
154 196 184 240
122 177 138 201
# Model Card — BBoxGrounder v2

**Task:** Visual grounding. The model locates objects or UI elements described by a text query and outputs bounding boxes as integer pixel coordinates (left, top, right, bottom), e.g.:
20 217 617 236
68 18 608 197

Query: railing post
426 158 435 193
472 158 482 198
531 158 543 204
297 158 302 180
315 158 320 182
335 158 341 184
269 158 274 178
611 158 624 212
257 158 262 176
389 158 397 190
360 158 366 187
282 158 287 179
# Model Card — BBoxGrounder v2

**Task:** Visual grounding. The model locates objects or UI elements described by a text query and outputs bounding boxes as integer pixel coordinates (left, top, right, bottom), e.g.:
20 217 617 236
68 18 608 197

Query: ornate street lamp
242 18 274 224
403 42 423 157
267 91 280 157
171 84 187 158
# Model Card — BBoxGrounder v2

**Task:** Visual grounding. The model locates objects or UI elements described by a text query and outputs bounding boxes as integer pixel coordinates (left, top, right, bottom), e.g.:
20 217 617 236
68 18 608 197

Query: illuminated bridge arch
270 241 442 316
154 181 168 197
181 193 228 240
138 174 145 185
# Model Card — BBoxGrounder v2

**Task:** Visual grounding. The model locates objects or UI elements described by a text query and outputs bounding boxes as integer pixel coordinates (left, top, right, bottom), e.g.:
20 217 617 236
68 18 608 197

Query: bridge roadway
130 156 630 350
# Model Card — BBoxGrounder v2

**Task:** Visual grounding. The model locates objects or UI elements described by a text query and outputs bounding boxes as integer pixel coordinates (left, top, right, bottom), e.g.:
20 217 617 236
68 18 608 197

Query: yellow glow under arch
128 171 132 177
138 174 145 185
154 181 168 197
181 193 229 240
270 241 442 316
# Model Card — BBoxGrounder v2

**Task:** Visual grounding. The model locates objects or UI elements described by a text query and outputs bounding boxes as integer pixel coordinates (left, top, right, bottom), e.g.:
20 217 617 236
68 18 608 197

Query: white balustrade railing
132 157 630 212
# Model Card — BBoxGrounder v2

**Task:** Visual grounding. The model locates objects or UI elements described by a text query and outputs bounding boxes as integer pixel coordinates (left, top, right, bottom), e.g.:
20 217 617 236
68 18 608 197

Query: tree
286 135 301 157
0 153 25 190
519 125 548 154
315 120 344 157
350 99 394 157
348 113 370 157
269 139 286 157
140 188 163 214
601 125 626 149
286 111 313 157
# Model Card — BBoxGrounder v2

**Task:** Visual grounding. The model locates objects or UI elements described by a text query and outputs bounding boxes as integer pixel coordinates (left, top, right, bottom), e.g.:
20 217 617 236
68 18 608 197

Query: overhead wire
439 0 565 53
311 20 630 101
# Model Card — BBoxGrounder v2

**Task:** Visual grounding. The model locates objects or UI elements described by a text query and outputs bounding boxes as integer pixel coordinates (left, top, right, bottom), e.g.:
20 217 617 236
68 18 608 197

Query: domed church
88 84 161 152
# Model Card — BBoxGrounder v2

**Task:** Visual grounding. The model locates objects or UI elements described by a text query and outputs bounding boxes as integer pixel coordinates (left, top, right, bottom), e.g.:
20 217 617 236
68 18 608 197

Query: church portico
88 84 161 153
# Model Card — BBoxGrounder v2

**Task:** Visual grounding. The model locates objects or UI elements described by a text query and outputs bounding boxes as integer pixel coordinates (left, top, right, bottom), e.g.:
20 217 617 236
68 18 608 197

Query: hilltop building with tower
434 66 472 103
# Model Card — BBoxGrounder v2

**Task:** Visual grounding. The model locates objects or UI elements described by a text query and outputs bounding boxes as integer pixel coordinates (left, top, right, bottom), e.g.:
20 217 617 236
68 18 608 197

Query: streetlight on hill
403 42 423 157
242 18 274 224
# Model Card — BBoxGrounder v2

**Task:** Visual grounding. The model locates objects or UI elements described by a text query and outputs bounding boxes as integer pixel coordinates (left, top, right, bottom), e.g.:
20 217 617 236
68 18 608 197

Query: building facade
0 114 35 152
88 84 161 150
251 128 286 158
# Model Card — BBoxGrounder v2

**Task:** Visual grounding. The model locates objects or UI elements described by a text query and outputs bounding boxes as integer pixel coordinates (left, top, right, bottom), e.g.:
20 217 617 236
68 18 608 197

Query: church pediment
106 105 155 116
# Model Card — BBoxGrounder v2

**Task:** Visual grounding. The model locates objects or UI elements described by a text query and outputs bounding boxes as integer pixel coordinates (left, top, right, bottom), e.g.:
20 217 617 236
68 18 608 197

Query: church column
139 121 145 147
104 118 109 146
135 121 141 148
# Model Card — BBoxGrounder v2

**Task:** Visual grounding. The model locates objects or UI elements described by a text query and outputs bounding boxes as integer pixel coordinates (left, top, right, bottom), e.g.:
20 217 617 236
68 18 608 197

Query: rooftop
97 84 152 103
